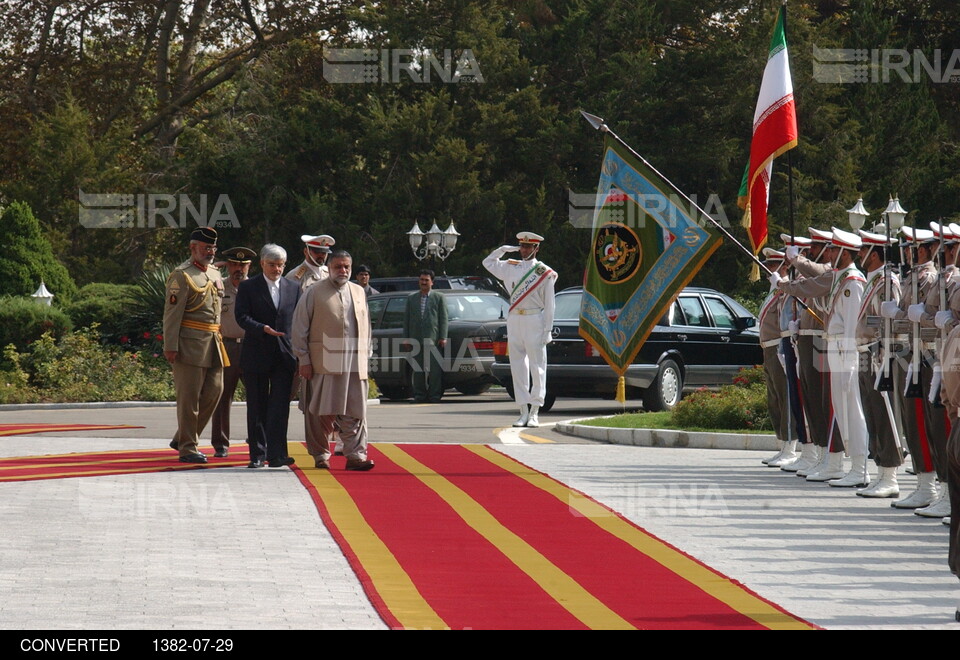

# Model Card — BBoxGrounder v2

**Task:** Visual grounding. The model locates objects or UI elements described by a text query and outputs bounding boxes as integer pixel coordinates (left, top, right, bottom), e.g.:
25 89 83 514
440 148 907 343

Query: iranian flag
739 5 798 275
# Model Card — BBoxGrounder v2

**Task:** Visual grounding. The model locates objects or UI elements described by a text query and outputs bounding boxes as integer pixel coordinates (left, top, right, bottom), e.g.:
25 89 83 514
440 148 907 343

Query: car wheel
455 382 491 396
378 385 411 400
643 359 682 412
540 391 556 413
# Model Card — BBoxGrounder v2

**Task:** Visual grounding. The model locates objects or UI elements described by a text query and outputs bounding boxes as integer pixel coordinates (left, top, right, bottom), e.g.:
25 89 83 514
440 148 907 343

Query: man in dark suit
403 269 448 403
235 244 302 468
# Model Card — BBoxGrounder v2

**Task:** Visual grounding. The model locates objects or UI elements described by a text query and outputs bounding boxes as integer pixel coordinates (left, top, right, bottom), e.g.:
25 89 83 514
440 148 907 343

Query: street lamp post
407 221 460 270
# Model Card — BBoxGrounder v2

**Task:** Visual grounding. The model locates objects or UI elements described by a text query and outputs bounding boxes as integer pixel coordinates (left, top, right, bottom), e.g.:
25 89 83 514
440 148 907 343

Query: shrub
63 283 141 343
0 296 73 367
0 345 38 404
13 327 174 402
671 382 773 432
730 365 765 388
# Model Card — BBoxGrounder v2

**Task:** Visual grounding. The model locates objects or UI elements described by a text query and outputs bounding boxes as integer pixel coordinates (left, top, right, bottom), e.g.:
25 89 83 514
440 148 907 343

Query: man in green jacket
404 270 449 403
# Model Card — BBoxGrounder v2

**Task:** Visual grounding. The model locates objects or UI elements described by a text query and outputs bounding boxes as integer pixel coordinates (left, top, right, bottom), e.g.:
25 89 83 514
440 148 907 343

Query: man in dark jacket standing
235 244 302 468
403 270 448 403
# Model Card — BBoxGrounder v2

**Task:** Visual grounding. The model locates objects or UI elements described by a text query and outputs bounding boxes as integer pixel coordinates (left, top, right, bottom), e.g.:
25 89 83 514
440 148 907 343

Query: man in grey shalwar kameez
291 251 375 471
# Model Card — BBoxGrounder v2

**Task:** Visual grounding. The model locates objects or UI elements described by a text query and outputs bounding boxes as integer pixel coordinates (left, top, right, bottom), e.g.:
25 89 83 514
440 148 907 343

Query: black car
491 287 762 412
368 289 509 400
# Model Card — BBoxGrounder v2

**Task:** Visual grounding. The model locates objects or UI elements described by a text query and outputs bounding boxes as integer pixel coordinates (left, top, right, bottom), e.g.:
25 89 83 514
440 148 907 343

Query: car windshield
554 292 582 320
445 294 508 321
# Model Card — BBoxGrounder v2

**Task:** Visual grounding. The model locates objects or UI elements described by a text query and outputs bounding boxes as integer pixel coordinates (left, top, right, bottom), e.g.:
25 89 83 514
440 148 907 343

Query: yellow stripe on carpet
466 444 814 631
377 444 635 630
289 443 446 630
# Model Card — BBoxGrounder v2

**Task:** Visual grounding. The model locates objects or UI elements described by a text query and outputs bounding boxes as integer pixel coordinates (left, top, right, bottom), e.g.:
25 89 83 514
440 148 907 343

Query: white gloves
768 272 782 288
907 303 925 323
500 245 520 253
935 310 954 330
542 332 554 345
785 245 800 262
879 300 899 319
788 320 800 335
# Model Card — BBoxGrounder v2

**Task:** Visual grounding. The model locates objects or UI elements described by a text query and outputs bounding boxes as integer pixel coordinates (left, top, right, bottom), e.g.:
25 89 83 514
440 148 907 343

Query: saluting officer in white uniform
483 232 558 428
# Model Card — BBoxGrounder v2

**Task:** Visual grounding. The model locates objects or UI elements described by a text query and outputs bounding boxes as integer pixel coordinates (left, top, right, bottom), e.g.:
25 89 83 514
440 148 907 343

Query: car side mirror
734 316 756 331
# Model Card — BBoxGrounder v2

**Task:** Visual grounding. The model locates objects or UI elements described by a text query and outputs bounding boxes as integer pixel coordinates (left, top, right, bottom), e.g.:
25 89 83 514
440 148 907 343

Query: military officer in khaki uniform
163 226 228 464
210 246 256 458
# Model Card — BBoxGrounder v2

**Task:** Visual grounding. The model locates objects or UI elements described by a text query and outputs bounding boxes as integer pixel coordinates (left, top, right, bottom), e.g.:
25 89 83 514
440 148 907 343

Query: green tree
0 201 77 302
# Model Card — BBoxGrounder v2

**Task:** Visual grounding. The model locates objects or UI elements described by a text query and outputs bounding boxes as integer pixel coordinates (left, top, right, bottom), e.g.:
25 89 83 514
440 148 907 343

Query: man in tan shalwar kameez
291 250 374 471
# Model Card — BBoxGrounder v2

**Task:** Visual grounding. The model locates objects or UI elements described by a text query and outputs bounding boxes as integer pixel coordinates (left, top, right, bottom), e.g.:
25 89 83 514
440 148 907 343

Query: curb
554 417 778 451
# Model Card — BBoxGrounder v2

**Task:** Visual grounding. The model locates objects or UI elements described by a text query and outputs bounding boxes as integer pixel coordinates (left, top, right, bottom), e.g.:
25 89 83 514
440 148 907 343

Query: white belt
798 329 823 336
512 308 543 315
761 339 781 348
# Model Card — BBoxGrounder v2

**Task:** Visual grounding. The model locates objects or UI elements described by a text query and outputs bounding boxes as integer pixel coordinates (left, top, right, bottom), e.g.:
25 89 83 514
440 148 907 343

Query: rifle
931 221 947 407
905 233 923 399
877 222 895 391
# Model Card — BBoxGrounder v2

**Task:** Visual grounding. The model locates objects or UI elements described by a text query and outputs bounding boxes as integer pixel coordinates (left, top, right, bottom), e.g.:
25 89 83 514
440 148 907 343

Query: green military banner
581 134 723 376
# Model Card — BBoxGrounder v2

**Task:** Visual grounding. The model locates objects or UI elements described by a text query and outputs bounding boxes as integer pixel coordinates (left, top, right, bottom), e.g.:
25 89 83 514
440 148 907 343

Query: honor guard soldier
210 246 257 457
907 221 959 518
881 226 942 510
854 229 903 497
819 228 870 488
287 234 334 291
163 226 228 464
758 249 792 466
780 228 846 481
935 224 960 575
483 232 558 428
774 234 811 472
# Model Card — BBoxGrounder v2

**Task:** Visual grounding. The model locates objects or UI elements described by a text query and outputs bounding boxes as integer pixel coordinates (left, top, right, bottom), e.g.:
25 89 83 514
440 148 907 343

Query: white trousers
508 313 547 406
827 340 867 457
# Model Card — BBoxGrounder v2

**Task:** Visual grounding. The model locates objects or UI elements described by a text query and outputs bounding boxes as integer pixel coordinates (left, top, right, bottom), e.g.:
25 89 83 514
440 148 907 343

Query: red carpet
0 423 144 437
0 447 250 482
292 443 815 630
0 439 815 629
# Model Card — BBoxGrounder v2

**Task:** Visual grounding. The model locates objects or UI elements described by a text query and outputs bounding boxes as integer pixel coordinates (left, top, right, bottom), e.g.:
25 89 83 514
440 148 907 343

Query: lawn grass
574 411 772 434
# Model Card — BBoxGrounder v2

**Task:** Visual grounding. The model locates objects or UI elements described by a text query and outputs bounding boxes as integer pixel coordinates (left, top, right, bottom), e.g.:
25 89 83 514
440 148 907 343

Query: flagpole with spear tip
579 109 822 324
580 110 770 272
